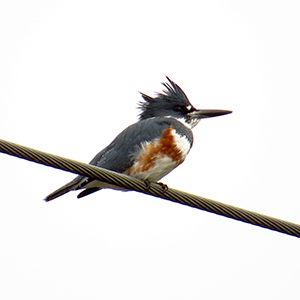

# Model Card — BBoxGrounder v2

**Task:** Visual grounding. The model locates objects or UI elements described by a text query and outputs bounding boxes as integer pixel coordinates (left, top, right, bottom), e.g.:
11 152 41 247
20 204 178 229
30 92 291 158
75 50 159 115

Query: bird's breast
125 126 192 182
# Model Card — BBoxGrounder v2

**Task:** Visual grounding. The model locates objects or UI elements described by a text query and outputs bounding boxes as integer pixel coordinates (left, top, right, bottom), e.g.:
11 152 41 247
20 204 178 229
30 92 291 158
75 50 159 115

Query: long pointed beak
188 109 232 119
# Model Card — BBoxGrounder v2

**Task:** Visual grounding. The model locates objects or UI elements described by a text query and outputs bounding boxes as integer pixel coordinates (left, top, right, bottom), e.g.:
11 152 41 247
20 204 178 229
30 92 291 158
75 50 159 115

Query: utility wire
1 138 300 238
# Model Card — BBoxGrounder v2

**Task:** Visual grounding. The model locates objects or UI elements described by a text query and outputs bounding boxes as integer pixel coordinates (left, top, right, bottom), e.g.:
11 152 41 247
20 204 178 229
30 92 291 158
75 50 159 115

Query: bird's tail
44 176 84 201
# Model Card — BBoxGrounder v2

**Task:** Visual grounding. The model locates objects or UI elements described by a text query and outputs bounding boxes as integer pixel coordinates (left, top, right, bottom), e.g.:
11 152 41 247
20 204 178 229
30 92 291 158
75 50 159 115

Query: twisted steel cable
1 138 300 238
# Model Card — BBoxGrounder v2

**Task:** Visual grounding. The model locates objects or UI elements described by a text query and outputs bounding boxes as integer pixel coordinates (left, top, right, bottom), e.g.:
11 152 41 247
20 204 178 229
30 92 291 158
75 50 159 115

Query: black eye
173 105 188 113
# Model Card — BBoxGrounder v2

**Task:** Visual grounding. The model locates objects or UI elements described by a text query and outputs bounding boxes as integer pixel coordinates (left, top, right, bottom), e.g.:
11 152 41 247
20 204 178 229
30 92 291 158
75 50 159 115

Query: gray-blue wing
89 118 175 171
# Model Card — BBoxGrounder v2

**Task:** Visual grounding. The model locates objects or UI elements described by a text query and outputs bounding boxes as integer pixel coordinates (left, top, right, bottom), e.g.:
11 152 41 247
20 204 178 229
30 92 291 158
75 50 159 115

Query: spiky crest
138 77 191 120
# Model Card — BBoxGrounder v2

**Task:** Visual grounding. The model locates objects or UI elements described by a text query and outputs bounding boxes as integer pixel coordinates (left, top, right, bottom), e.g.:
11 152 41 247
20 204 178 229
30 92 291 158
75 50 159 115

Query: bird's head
138 77 232 128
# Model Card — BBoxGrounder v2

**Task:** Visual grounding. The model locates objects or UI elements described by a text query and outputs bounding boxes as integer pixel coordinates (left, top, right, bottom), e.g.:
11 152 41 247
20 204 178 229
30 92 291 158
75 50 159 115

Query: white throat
172 117 201 129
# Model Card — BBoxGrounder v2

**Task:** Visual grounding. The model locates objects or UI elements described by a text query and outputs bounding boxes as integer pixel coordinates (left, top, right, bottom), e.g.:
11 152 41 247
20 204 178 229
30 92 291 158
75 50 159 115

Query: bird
45 77 232 201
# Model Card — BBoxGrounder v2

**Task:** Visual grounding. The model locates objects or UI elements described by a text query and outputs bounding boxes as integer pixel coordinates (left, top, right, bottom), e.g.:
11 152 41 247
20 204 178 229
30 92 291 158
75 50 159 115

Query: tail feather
44 176 84 201
77 187 101 198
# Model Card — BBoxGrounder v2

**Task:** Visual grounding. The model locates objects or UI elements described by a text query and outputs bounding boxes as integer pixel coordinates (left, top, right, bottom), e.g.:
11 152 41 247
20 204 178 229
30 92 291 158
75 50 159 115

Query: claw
143 180 168 192
157 182 168 191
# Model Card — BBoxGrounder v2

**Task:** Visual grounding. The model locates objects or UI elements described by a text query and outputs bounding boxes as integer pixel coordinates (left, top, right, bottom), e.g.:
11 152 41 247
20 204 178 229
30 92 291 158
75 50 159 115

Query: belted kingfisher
45 77 231 201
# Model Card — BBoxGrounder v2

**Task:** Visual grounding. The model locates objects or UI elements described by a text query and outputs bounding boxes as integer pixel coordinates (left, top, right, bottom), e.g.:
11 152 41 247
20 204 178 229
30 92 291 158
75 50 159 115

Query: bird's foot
157 182 168 192
143 180 168 192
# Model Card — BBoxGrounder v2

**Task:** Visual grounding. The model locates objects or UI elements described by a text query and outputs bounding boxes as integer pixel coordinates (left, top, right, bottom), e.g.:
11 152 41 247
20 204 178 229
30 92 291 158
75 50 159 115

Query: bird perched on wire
45 77 231 201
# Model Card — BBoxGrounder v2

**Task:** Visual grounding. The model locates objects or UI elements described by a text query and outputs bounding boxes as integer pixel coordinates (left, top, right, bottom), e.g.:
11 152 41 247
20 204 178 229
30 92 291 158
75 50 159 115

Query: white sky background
1 0 300 299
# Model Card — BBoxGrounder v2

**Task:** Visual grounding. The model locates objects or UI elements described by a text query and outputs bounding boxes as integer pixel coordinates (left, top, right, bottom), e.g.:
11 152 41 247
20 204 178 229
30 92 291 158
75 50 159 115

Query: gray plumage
45 117 193 200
